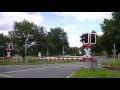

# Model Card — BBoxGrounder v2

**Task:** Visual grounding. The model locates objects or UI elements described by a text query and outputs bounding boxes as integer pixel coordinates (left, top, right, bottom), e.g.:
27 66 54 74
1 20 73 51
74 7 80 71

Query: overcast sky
0 12 112 47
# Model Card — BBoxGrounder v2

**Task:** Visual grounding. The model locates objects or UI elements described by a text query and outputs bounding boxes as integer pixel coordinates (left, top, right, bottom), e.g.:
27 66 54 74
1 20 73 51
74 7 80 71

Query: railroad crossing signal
80 33 89 44
5 43 13 62
90 33 96 44
80 33 96 44
7 51 11 57
112 49 117 59
82 44 93 62
112 49 117 52
6 49 12 62
9 43 13 50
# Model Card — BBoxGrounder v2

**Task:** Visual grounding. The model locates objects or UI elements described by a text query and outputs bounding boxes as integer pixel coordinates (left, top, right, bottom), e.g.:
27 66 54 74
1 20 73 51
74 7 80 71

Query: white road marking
0 65 42 67
85 66 91 68
66 73 75 78
0 74 17 78
1 64 83 74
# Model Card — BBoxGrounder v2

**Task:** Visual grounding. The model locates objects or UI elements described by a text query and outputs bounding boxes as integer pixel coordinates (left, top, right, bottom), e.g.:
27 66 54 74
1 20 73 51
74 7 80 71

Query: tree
67 47 80 56
0 33 10 57
32 25 47 56
46 27 69 56
100 12 120 56
11 19 46 62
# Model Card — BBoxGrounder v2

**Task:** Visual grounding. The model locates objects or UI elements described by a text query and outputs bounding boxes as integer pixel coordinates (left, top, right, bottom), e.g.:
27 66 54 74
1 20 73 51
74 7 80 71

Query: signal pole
25 37 28 64
112 44 117 59
46 48 49 57
3 47 4 63
114 44 116 59
63 46 64 57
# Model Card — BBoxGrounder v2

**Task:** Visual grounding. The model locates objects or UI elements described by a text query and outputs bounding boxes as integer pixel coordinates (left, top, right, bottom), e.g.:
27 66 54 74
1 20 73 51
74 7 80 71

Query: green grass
0 57 3 61
0 56 79 65
70 68 120 78
102 59 120 67
70 59 120 78
27 56 43 65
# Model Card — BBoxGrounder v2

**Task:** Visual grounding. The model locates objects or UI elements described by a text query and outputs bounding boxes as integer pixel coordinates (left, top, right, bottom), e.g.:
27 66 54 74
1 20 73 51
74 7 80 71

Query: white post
63 46 64 56
87 44 89 71
114 44 115 59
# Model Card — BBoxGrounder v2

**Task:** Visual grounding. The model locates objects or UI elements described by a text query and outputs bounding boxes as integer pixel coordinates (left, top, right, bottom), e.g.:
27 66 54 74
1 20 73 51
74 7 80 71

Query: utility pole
63 46 64 57
3 47 4 63
2 34 4 63
46 48 49 57
25 37 28 64
114 44 116 59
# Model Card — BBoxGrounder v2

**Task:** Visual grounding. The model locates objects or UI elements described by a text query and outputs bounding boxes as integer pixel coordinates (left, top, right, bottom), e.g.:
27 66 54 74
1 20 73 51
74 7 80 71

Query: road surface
0 57 113 78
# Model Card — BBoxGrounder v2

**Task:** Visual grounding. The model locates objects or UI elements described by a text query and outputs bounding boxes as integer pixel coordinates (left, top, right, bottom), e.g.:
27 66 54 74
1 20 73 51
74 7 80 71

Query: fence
0 57 22 62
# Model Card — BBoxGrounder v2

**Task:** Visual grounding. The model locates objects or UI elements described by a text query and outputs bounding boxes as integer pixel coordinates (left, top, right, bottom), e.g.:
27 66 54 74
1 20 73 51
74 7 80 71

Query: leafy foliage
6 20 70 58
100 12 120 56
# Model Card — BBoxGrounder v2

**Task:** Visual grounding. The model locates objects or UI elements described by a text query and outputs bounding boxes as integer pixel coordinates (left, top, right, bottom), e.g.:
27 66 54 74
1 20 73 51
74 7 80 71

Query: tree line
0 19 80 58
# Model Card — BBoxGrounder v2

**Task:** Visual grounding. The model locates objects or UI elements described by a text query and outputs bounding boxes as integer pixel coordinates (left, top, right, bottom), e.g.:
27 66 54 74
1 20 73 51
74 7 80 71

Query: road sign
38 52 41 57
7 52 11 57
82 44 93 62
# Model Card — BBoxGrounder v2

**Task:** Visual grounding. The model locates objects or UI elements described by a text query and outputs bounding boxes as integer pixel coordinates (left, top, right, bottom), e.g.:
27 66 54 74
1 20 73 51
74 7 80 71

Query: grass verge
102 59 120 67
70 68 120 78
70 59 120 78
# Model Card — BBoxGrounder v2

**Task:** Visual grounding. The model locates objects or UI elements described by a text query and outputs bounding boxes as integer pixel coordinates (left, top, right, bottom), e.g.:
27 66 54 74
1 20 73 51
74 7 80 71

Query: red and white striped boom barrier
33 57 82 61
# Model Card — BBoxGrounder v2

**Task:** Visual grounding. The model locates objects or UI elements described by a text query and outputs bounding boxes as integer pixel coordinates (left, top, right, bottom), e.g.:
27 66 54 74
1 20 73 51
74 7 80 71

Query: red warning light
91 34 95 38
90 33 96 44
9 43 13 50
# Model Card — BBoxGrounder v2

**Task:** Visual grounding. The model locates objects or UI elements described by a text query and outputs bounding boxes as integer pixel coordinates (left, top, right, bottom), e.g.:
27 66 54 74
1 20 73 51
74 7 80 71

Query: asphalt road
0 57 113 78
0 62 88 78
